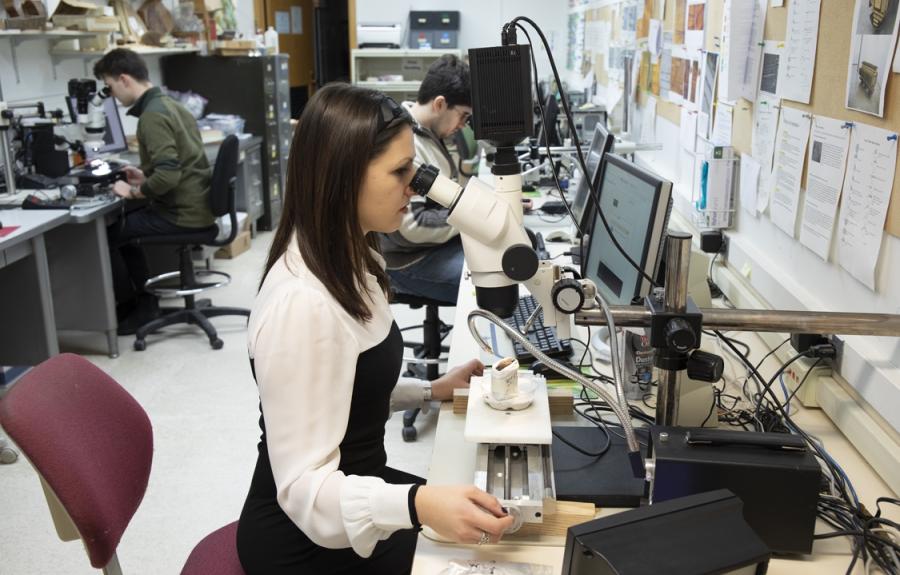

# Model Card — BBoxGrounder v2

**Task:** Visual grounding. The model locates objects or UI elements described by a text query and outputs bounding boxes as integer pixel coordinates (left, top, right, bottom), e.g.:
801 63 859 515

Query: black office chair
132 135 250 351
392 291 453 442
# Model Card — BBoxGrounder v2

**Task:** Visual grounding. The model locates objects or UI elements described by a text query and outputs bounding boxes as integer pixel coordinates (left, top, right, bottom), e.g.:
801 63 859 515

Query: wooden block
512 500 597 538
452 387 573 416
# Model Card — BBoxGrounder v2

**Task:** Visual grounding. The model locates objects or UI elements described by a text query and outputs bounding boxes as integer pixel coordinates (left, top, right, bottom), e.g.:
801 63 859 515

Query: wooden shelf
51 45 200 57
0 30 98 39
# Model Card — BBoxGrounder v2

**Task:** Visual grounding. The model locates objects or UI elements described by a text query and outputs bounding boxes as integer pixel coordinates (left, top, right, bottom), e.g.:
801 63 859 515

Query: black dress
237 322 424 575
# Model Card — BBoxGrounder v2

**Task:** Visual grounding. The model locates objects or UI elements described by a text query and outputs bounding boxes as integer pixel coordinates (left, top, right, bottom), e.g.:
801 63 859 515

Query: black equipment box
468 44 534 144
562 489 770 575
650 426 820 554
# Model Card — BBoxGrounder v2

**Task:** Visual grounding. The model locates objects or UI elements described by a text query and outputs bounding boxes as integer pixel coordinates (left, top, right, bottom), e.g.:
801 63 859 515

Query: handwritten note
776 0 821 104
799 116 851 260
769 107 812 236
836 124 898 290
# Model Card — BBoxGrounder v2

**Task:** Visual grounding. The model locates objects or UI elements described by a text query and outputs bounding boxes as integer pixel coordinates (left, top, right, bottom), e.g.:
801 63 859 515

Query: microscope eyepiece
409 164 439 197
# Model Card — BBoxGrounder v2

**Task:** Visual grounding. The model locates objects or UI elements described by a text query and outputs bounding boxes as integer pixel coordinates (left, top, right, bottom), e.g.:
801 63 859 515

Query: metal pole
0 130 15 197
656 232 693 426
575 307 900 337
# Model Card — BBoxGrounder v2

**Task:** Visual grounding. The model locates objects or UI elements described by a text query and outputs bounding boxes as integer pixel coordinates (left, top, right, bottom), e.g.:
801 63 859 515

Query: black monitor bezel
572 122 615 237
582 153 670 305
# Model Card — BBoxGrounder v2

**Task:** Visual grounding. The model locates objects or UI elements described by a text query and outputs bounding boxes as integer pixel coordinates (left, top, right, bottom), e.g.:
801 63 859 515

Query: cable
507 17 658 288
513 23 584 238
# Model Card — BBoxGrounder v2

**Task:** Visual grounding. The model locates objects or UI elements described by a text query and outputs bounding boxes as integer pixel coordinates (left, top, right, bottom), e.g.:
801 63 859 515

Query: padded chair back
209 135 240 247
0 354 153 570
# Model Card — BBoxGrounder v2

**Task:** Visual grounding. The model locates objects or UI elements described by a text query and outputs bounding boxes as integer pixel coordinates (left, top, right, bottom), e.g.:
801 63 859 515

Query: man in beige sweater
380 54 472 304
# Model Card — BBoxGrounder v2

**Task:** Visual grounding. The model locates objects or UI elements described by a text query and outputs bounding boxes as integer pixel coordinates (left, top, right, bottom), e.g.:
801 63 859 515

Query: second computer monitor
67 96 128 161
536 92 561 147
571 122 615 234
584 154 672 306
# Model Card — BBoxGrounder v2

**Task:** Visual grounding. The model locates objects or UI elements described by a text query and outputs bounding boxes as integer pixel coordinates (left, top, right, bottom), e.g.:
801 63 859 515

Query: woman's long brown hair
261 83 412 322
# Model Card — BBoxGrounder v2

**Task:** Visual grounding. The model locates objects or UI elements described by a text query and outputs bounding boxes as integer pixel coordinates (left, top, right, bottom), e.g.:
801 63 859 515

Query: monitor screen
536 93 561 147
67 96 128 161
571 122 614 233
584 154 672 305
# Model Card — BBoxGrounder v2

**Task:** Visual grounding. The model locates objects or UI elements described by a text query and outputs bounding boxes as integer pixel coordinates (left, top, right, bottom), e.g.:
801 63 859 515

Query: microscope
408 19 900 548
67 79 111 159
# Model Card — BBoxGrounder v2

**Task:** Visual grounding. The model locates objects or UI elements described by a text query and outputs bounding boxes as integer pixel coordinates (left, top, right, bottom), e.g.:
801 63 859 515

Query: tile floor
0 231 452 574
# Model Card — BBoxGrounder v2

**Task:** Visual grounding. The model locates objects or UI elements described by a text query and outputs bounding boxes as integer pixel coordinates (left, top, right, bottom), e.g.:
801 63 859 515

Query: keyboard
502 295 573 362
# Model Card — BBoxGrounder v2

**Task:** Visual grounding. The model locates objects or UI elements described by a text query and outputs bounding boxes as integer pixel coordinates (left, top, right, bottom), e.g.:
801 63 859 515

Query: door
256 0 315 116
313 0 350 87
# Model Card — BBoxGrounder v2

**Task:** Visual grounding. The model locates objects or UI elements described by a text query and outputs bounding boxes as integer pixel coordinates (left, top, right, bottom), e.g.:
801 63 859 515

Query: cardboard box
215 229 251 259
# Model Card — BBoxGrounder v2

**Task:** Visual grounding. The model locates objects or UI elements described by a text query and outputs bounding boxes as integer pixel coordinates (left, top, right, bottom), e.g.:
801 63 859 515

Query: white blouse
247 240 430 558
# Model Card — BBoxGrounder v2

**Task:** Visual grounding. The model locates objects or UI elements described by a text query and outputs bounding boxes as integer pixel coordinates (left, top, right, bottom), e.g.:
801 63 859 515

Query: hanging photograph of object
857 0 898 35
846 0 900 116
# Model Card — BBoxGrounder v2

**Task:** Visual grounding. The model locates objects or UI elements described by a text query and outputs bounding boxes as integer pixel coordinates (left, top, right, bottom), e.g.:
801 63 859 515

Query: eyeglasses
377 95 411 133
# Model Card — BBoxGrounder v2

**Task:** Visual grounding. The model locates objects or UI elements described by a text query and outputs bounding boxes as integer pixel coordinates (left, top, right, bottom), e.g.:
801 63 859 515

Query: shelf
0 30 98 39
356 81 421 91
51 45 200 57
352 48 460 58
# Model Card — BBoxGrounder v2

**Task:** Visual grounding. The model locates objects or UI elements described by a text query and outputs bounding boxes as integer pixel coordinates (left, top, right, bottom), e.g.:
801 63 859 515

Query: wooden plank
510 500 597 538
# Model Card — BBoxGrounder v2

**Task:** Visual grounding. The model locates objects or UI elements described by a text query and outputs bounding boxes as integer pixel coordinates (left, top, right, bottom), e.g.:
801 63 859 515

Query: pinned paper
799 116 851 260
836 124 898 290
769 107 812 236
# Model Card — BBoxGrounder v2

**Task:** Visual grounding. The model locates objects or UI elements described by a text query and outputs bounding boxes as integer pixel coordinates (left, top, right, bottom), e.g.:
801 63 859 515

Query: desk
47 199 122 357
412 220 897 574
0 210 68 365
0 196 122 360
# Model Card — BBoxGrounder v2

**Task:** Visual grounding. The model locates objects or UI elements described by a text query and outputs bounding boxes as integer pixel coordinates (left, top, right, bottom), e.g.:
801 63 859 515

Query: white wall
356 0 568 82
636 116 900 434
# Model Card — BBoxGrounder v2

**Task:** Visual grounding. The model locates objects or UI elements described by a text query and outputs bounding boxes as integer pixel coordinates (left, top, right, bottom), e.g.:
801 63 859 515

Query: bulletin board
644 0 900 238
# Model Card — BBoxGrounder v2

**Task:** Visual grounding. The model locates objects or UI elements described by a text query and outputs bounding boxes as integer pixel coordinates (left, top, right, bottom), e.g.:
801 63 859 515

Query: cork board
730 0 900 238
579 1 900 237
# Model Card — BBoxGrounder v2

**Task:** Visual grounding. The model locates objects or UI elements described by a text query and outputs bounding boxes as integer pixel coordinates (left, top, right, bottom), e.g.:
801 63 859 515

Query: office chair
131 135 250 351
392 291 453 442
0 353 244 575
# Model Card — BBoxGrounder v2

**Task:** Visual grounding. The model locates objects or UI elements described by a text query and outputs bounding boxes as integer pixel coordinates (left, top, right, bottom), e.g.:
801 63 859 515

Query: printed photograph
846 34 893 115
856 0 898 35
760 52 780 95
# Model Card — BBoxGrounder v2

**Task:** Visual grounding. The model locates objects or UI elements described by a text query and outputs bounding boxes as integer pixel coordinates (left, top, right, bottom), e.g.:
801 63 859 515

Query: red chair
0 353 243 575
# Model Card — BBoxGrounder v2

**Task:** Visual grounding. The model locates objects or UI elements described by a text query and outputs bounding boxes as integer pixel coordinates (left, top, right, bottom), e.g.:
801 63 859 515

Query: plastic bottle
264 26 279 55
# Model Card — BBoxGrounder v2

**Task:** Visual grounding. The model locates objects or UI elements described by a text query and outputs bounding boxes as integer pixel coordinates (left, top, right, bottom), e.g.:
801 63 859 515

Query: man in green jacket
93 48 216 334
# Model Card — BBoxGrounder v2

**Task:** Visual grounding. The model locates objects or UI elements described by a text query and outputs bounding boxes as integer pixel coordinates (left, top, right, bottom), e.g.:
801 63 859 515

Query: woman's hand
415 484 515 544
431 358 484 401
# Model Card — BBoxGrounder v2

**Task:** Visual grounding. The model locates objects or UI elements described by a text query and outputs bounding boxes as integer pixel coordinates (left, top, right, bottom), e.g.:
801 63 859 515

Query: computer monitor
583 154 672 305
571 122 615 235
535 92 561 147
66 96 128 161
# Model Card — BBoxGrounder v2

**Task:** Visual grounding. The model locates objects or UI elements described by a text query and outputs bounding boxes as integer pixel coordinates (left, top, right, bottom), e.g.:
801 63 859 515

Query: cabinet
235 137 263 236
161 54 291 231
351 48 461 102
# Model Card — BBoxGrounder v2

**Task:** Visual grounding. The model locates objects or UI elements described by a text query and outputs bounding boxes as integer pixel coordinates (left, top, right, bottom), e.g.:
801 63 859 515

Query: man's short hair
417 54 471 108
93 48 149 82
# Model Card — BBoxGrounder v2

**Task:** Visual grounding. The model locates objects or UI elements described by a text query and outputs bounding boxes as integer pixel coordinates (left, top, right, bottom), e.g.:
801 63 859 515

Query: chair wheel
0 446 18 464
134 339 146 351
211 338 224 350
402 426 417 442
